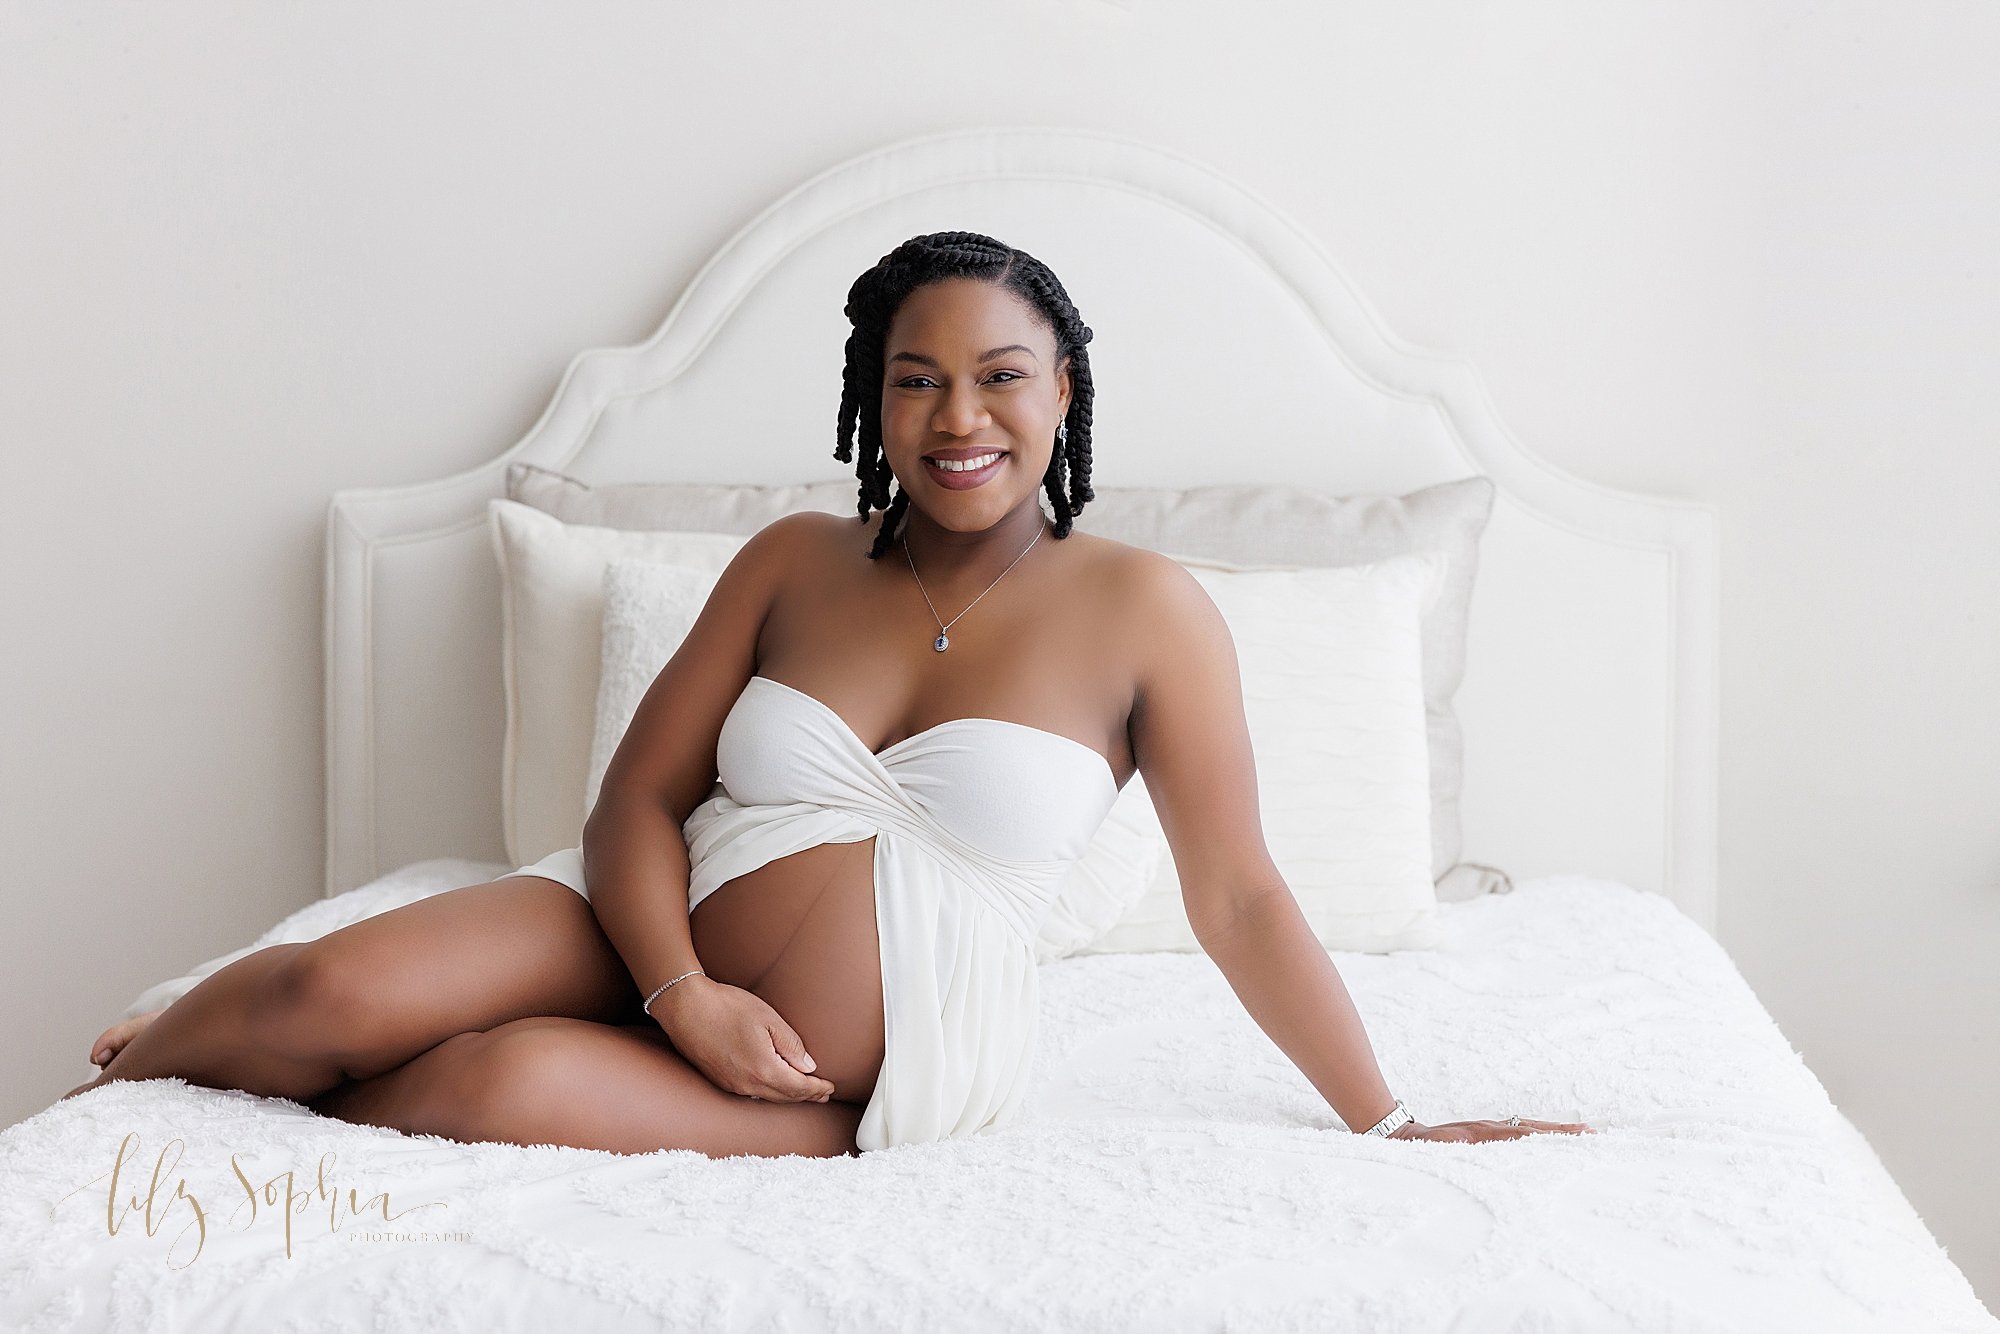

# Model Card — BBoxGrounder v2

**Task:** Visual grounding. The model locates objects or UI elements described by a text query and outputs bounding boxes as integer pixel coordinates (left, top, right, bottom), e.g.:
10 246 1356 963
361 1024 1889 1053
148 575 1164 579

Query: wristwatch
1362 1099 1413 1137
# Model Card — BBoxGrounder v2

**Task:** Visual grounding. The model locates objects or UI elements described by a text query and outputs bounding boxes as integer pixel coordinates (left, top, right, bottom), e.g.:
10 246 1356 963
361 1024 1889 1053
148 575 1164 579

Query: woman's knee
251 939 404 1063
437 1017 585 1137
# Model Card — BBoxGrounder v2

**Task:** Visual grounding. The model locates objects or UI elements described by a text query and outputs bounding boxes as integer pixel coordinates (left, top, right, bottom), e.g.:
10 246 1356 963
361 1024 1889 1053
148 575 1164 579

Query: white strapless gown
504 674 1119 1152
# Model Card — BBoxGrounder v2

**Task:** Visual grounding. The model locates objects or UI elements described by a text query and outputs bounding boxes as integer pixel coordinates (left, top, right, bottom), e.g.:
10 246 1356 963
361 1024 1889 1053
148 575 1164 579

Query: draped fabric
683 676 1118 1151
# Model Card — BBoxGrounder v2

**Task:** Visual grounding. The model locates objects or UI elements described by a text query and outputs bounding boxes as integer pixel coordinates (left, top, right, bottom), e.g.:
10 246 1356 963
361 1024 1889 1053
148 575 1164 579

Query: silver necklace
903 519 1045 652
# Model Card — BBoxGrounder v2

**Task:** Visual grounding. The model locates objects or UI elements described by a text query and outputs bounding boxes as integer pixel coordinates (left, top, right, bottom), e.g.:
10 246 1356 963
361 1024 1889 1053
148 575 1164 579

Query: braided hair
834 231 1097 559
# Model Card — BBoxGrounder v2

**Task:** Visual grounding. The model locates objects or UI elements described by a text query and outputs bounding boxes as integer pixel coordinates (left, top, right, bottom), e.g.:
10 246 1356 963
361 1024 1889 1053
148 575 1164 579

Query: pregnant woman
66 231 1592 1158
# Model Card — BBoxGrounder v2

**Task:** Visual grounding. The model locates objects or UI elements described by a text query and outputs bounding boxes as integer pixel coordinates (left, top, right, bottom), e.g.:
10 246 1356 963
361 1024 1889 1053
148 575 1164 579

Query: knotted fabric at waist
682 787 1076 944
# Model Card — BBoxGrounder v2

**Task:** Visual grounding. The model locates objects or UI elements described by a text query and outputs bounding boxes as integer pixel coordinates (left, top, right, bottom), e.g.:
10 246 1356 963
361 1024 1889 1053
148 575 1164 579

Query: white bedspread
3 867 1992 1333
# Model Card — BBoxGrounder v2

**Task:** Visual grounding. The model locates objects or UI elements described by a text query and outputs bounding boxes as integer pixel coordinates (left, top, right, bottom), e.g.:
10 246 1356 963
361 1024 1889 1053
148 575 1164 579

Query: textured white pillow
587 558 716 819
1081 549 1448 955
592 557 1165 961
488 499 746 865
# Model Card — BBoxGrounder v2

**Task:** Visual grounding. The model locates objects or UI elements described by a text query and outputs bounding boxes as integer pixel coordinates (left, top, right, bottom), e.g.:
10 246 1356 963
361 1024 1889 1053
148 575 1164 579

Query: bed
4 127 1992 1332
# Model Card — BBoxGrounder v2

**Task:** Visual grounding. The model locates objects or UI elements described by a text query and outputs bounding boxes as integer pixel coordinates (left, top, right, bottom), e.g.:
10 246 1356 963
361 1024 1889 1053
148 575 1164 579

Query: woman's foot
91 1010 164 1068
59 1010 165 1101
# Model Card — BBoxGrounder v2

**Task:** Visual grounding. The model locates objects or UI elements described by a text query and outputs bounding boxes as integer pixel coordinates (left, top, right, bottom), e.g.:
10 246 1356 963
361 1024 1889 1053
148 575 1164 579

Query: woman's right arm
577 512 838 1102
579 787 704 1015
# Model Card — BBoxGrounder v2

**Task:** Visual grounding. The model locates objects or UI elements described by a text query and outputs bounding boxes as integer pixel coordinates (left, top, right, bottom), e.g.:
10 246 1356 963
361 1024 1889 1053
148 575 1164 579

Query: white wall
3 0 1994 1304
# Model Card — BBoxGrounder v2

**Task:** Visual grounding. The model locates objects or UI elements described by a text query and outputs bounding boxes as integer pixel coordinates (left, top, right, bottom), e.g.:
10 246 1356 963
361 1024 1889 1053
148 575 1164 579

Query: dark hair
834 231 1096 559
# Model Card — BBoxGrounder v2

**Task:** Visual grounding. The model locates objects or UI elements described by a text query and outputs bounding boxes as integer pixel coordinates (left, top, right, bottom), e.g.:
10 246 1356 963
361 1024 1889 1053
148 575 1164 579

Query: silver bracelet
641 969 705 1016
1362 1099 1414 1137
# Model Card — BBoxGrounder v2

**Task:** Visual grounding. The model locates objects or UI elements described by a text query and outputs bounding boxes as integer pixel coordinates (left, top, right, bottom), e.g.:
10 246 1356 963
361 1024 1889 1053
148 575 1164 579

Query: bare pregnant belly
686 836 885 1107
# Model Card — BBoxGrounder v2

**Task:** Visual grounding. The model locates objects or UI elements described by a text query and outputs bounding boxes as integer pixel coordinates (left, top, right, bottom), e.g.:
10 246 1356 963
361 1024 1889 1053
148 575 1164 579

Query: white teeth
926 452 1003 473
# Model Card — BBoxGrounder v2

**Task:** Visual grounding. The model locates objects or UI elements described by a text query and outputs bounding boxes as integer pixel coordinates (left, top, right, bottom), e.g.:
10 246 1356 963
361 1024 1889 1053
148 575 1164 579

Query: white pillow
591 557 1167 961
488 499 746 865
587 558 715 819
1081 549 1448 955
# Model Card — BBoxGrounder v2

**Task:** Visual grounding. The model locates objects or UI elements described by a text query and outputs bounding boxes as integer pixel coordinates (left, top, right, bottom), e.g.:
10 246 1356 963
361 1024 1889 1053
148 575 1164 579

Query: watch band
1362 1099 1413 1137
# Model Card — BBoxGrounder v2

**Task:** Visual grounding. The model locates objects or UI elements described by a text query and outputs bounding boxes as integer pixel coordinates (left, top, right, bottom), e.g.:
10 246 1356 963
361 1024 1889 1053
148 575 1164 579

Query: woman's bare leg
67 878 642 1105
307 839 888 1159
312 1016 865 1159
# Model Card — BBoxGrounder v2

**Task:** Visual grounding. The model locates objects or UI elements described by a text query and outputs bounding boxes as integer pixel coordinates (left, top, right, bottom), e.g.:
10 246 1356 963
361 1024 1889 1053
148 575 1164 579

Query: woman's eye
894 371 1024 388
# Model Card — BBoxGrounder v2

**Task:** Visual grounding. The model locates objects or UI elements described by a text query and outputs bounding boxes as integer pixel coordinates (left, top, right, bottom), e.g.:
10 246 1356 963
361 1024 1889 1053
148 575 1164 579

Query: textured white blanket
3 869 1992 1332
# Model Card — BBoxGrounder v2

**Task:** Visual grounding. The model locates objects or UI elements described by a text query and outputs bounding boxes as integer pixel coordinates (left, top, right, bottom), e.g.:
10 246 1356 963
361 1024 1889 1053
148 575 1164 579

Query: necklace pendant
933 633 950 652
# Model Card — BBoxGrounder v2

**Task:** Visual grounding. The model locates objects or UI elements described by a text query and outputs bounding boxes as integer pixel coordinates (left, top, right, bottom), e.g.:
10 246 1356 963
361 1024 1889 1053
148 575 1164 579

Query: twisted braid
833 231 1097 559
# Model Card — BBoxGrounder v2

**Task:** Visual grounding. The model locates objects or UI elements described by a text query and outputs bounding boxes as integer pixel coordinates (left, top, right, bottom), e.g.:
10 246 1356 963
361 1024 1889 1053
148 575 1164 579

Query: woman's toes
91 1010 164 1066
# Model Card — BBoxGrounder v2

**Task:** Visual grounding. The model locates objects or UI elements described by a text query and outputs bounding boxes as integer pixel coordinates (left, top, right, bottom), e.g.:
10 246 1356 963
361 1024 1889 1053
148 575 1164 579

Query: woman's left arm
1194 879 1400 1132
1120 552 1592 1144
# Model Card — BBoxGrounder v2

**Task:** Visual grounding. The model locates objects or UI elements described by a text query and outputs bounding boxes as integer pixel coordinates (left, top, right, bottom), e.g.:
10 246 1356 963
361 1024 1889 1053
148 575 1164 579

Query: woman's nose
932 380 990 435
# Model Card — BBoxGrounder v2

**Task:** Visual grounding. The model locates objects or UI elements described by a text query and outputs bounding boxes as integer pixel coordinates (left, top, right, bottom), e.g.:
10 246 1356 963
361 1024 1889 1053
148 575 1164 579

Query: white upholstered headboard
325 127 1719 931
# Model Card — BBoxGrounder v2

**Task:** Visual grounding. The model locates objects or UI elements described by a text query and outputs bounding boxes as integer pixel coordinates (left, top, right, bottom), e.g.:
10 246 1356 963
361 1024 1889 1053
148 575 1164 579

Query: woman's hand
1388 1116 1595 1143
646 974 837 1103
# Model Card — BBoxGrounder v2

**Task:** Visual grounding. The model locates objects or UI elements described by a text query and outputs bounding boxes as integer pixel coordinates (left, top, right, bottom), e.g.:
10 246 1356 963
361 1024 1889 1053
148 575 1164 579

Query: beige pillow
593 557 1166 960
509 460 855 534
1080 550 1446 954
510 464 1499 897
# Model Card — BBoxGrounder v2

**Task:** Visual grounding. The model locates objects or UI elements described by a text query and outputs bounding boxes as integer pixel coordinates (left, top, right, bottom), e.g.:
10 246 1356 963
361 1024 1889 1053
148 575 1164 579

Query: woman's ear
1057 354 1072 418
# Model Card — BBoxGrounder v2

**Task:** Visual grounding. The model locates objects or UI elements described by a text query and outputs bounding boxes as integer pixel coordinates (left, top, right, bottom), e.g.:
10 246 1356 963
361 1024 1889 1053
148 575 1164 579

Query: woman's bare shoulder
1083 534 1208 606
742 509 870 570
759 508 852 543
1090 539 1230 669
774 507 875 546
1047 527 1169 582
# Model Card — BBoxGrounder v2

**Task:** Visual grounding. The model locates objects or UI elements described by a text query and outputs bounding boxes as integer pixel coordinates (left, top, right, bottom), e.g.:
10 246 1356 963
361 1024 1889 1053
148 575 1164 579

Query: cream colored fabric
1081 550 1446 954
592 557 1166 960
510 460 856 535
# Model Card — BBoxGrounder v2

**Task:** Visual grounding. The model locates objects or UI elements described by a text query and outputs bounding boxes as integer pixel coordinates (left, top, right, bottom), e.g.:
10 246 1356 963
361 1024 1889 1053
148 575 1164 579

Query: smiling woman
69 229 1588 1160
836 231 1098 560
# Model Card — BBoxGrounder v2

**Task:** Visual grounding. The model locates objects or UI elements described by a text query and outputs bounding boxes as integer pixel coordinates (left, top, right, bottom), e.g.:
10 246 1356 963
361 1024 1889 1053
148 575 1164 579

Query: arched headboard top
326 126 1718 928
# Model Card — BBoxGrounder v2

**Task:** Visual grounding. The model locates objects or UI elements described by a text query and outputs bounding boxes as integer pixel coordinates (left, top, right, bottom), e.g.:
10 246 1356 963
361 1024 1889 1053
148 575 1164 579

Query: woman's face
879 277 1072 535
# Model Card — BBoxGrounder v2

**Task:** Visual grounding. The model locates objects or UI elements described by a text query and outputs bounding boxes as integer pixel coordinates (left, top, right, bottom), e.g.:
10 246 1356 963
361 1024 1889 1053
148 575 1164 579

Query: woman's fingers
761 1020 837 1101
1493 1118 1594 1137
759 1059 837 1102
731 1047 832 1102
743 1050 835 1103
1404 1117 1598 1142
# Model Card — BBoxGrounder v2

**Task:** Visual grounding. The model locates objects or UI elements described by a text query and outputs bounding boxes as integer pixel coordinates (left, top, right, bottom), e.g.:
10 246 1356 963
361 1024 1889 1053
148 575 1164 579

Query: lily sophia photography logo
50 1130 455 1269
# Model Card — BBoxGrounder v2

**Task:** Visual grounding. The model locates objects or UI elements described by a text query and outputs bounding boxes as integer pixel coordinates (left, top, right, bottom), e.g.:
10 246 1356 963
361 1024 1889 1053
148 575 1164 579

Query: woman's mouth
922 450 1006 490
